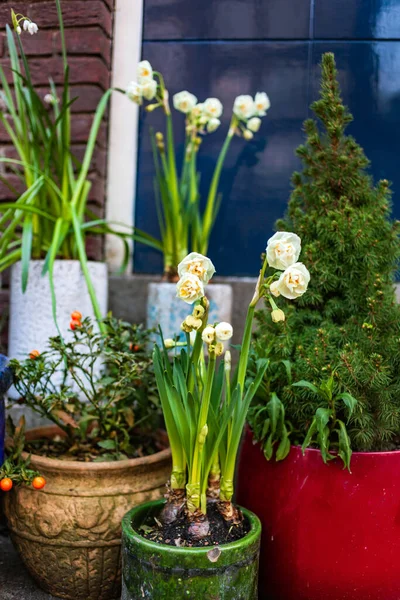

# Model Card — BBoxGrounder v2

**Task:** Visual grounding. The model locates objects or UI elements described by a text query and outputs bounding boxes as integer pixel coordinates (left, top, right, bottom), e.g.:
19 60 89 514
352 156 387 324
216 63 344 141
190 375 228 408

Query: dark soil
139 502 250 548
24 432 161 462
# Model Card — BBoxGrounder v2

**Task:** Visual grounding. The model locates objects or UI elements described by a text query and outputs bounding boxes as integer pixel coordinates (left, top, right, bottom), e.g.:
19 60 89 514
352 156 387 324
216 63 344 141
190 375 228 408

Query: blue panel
134 42 310 276
315 0 400 39
144 0 311 40
311 42 400 221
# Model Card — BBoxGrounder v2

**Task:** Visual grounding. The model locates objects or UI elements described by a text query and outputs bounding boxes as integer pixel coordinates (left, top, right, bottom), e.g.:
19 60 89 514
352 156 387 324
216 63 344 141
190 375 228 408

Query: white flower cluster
126 60 158 105
201 322 233 356
173 91 223 134
266 232 310 300
233 92 270 139
176 252 215 304
15 18 38 35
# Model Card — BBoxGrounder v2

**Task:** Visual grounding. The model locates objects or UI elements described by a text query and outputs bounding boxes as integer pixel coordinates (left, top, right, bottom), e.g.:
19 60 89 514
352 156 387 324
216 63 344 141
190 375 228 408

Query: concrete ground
0 528 56 600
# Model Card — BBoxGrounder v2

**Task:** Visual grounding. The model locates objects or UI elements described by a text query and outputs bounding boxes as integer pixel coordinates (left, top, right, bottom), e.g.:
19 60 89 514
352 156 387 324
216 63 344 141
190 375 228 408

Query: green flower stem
187 349 216 514
237 256 269 391
200 121 235 255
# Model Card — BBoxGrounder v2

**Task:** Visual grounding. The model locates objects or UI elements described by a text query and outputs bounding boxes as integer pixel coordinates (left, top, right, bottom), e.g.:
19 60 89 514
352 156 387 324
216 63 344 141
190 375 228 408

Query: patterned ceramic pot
3 426 171 600
121 499 261 600
147 282 233 341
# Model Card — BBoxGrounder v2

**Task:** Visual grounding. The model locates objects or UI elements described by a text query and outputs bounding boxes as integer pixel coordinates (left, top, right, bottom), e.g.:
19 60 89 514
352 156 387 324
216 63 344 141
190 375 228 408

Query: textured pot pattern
237 428 400 600
3 426 171 600
147 282 233 340
8 260 108 361
121 499 261 600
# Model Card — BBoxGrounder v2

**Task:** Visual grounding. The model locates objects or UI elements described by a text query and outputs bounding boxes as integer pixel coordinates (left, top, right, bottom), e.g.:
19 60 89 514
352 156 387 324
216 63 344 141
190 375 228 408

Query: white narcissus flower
254 92 270 116
126 81 143 105
176 273 204 304
207 117 221 133
273 263 310 300
178 252 215 284
173 91 198 114
202 325 216 344
137 60 153 83
203 98 223 119
142 79 157 100
23 20 29 31
266 231 301 270
247 117 262 132
215 322 233 341
233 95 255 120
27 21 38 35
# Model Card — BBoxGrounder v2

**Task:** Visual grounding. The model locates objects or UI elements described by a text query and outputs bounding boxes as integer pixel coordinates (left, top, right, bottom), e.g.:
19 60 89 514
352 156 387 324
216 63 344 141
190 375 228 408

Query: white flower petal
266 232 302 270
178 252 215 284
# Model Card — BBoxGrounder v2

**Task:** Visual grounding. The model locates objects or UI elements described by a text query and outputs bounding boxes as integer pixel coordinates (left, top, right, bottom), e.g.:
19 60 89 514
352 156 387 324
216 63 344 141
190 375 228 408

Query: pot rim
247 427 400 458
12 259 105 267
122 498 261 556
11 425 171 473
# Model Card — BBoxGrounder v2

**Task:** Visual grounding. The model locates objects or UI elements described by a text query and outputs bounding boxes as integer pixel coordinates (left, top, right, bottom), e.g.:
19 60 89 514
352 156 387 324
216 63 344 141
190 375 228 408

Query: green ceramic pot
121 499 261 600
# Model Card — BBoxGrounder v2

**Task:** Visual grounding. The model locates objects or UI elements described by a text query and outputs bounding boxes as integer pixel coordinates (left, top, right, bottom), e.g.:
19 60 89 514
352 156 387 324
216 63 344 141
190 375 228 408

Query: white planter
147 282 233 341
8 260 108 362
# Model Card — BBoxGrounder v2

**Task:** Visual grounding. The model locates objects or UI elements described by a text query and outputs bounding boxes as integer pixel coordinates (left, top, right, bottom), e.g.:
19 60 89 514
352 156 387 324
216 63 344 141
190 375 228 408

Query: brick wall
0 0 115 351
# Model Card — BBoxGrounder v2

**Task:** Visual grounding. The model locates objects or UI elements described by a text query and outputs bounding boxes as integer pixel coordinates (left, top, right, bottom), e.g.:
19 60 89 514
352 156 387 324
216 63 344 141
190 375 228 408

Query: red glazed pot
237 428 400 600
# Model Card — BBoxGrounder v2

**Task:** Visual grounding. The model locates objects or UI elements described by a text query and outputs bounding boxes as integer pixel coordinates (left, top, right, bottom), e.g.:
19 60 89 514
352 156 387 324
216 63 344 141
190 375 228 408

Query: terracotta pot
237 428 400 600
3 426 171 600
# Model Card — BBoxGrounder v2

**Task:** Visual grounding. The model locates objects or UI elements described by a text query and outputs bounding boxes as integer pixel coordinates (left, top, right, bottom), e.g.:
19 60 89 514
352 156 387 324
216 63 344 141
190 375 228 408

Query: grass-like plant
127 62 271 279
153 247 310 539
0 2 133 331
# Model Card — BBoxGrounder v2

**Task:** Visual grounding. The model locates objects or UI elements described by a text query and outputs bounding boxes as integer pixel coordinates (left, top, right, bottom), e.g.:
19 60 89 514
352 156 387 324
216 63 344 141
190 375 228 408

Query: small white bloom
202 325 216 345
164 338 176 349
254 92 270 116
185 315 203 330
126 81 143 105
267 231 302 270
176 273 204 304
207 117 221 133
137 60 153 83
270 281 280 297
215 322 233 341
247 117 262 132
273 263 310 300
23 20 29 31
142 79 157 100
27 21 38 35
243 129 254 140
173 90 198 114
199 115 209 126
178 252 215 284
203 97 223 119
233 95 255 120
16 26 21 35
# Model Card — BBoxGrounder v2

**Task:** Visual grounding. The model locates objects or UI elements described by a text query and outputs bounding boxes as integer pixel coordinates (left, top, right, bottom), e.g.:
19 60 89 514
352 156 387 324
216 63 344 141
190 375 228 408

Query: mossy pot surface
121 499 261 600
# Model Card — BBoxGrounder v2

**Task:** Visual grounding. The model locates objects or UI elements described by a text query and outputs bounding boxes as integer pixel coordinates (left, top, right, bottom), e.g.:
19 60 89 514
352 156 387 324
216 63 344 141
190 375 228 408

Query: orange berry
71 311 82 321
70 320 81 330
0 478 13 492
133 345 140 352
32 476 46 490
29 349 40 360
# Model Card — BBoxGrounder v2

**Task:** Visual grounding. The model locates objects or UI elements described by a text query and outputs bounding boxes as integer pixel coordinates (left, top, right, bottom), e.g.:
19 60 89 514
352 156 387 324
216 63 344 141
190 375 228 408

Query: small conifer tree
250 53 400 458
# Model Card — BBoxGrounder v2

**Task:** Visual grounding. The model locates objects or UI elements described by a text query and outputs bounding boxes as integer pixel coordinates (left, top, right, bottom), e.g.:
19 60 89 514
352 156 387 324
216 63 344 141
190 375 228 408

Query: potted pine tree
121 246 310 599
238 53 400 600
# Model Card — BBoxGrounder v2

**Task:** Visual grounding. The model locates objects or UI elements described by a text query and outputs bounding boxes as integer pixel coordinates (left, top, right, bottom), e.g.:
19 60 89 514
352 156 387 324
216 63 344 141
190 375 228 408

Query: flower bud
185 315 203 330
193 305 205 319
181 320 192 333
271 308 285 323
215 342 224 356
243 129 254 141
155 132 164 142
164 338 176 348
198 424 208 445
224 350 231 370
145 103 159 112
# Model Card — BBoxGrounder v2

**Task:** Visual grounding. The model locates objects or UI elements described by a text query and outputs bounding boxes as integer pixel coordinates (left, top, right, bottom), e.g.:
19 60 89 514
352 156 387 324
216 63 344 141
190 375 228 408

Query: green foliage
9 316 161 461
250 52 400 457
0 2 131 326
